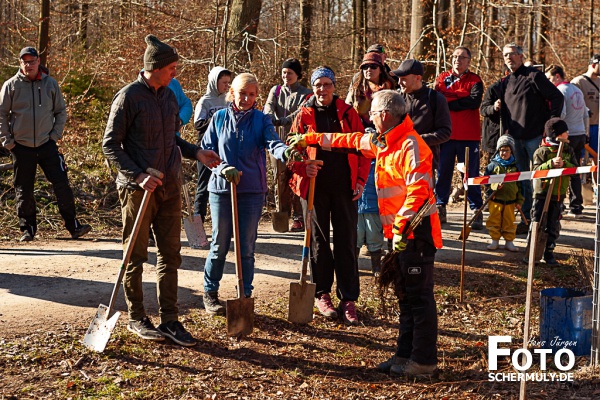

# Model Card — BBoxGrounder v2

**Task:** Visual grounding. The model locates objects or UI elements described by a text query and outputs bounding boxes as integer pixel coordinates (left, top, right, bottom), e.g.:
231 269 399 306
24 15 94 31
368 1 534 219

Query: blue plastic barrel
539 288 592 356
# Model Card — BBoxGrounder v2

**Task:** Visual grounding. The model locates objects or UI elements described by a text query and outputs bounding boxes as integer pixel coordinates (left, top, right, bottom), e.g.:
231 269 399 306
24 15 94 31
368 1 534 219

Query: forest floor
1 202 599 399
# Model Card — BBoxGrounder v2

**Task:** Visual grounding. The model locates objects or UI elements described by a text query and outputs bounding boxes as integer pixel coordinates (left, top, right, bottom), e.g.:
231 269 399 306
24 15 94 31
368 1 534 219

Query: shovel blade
457 226 471 241
271 211 289 233
226 297 254 337
183 215 209 249
82 304 121 352
287 281 316 324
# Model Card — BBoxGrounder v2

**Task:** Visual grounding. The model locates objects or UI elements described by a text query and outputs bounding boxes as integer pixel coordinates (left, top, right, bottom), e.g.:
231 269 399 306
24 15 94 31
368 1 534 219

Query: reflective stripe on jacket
289 97 369 199
303 115 442 248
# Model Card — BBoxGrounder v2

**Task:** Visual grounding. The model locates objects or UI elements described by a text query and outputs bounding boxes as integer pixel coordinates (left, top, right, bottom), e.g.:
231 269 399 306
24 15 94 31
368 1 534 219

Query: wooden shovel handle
301 160 322 283
231 171 244 299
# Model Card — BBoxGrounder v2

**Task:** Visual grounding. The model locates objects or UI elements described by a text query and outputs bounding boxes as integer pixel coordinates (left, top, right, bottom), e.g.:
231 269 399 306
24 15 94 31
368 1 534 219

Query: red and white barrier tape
467 165 597 186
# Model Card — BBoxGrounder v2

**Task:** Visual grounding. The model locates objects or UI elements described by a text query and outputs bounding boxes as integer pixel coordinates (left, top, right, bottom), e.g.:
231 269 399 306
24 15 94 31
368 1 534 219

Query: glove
284 146 303 162
392 234 407 252
287 133 307 148
221 166 241 185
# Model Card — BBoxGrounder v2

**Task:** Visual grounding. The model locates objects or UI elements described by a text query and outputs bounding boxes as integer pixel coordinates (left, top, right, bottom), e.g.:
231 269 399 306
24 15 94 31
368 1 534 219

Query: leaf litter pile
1 249 600 399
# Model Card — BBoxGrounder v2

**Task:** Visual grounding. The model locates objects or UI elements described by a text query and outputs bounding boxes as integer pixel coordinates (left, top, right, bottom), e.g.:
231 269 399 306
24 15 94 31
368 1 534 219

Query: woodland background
0 0 597 228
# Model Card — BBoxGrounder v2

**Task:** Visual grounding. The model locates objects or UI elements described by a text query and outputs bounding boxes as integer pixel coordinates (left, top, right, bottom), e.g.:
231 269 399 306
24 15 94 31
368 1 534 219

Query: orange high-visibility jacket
303 115 443 248
289 97 370 199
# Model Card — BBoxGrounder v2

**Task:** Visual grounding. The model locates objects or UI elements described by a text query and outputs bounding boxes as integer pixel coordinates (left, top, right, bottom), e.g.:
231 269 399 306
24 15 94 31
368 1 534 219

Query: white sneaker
487 240 499 250
566 211 583 219
505 241 519 252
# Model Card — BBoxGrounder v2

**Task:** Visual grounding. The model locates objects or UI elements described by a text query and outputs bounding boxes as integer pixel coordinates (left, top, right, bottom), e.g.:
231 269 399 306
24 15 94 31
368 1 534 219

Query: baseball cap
391 59 424 77
19 47 39 59
367 44 385 54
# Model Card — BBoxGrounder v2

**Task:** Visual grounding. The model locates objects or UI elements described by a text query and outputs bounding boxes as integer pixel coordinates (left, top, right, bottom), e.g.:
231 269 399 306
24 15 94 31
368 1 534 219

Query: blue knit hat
310 67 335 86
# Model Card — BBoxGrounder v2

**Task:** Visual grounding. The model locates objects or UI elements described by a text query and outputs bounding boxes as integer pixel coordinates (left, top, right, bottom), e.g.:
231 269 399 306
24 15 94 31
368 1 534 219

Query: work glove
221 166 241 185
284 146 303 162
287 133 307 149
392 234 408 252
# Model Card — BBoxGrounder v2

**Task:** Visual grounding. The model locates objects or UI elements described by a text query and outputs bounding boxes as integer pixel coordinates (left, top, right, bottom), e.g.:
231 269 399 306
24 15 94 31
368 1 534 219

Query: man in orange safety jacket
287 89 441 379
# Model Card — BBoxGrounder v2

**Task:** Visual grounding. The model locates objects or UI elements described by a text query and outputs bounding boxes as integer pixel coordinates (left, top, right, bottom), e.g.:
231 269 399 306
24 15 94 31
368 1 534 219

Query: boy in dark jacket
484 135 524 251
531 118 578 265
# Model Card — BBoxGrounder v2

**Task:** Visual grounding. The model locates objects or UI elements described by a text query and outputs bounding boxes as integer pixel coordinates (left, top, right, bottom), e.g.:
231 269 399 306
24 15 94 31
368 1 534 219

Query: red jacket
435 70 483 141
289 97 370 199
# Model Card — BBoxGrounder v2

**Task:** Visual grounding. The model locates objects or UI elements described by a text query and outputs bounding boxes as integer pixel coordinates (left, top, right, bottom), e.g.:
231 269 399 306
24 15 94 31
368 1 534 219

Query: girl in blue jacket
200 73 296 314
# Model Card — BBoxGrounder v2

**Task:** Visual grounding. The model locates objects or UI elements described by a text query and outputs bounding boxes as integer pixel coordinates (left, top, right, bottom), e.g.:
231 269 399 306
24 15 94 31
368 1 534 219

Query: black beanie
144 34 179 71
282 58 302 79
544 117 569 140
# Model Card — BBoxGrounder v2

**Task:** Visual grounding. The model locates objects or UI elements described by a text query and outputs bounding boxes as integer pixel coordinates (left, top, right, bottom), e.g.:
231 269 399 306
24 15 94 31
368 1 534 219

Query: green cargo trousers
118 185 182 324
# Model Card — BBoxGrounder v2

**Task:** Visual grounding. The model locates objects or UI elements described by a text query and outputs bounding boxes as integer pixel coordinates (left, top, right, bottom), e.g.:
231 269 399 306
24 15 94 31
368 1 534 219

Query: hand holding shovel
83 167 163 352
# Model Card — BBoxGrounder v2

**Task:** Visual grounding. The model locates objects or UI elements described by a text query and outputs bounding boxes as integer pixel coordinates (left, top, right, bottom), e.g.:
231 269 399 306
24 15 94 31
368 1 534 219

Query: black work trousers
301 189 359 301
193 160 212 220
395 240 438 366
568 134 585 214
11 140 77 233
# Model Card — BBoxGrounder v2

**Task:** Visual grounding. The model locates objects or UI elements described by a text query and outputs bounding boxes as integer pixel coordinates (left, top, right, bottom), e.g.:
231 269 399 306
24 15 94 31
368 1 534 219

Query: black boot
370 250 382 276
542 250 559 266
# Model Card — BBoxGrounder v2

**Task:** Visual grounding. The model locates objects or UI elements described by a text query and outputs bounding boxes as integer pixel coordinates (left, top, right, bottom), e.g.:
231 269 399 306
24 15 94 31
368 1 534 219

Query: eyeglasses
452 55 470 60
503 52 519 58
20 58 38 66
368 110 386 117
313 82 333 90
361 64 379 70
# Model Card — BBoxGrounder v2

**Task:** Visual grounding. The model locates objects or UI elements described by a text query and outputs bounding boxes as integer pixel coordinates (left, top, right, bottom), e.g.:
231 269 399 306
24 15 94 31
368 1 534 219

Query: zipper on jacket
31 81 36 147
38 86 42 107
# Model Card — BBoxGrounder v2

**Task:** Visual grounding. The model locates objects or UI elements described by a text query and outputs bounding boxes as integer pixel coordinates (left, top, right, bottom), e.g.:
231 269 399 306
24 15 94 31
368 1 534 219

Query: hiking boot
290 217 304 232
487 239 499 250
203 291 226 316
376 355 409 373
390 359 439 379
515 221 529 235
541 250 559 266
127 316 165 341
471 213 484 231
315 293 338 319
505 241 519 252
436 204 447 224
70 223 92 239
157 320 197 347
20 229 34 242
339 301 359 326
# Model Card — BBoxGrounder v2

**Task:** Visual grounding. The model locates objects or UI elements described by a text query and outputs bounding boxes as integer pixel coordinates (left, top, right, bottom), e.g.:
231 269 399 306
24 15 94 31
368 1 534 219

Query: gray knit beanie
496 134 516 154
143 34 179 71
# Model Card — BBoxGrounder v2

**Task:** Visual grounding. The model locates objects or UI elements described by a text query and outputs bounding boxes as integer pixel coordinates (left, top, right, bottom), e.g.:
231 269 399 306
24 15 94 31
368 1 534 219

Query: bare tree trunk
458 0 470 46
38 0 50 66
80 2 89 49
299 0 313 86
590 0 595 57
525 0 534 60
410 0 433 61
226 0 263 70
535 0 548 65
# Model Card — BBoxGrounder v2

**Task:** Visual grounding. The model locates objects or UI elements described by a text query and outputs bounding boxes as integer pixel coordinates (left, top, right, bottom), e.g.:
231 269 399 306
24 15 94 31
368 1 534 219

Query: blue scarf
492 153 515 167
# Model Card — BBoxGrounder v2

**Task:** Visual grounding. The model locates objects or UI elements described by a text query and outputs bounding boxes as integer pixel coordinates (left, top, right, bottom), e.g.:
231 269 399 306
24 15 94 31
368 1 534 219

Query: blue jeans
513 136 542 221
203 192 265 296
436 140 482 210
357 213 385 252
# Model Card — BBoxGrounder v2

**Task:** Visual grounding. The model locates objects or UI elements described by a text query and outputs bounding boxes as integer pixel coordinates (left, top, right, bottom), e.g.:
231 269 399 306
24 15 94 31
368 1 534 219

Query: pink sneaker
339 301 359 326
315 293 338 318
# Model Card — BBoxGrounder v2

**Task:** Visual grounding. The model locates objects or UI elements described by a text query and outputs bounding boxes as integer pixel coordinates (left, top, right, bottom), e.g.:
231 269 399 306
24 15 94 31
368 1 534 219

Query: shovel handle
301 160 322 284
106 168 163 314
231 172 245 299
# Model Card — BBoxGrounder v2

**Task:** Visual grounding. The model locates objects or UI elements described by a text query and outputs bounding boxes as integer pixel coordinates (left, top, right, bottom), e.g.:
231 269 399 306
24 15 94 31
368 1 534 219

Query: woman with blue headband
288 66 370 325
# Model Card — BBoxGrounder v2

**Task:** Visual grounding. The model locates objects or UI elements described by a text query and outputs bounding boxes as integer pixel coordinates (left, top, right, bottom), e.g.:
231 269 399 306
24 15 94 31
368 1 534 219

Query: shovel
182 180 209 249
288 160 323 323
226 175 254 337
83 168 163 352
457 191 496 240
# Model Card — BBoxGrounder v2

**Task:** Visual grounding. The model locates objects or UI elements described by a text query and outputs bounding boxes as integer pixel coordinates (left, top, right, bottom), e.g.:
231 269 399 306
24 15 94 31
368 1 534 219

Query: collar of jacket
137 72 167 95
381 114 416 147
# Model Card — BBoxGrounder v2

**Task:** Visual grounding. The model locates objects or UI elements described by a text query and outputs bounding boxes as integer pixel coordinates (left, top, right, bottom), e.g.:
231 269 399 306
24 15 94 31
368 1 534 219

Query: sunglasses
361 64 379 70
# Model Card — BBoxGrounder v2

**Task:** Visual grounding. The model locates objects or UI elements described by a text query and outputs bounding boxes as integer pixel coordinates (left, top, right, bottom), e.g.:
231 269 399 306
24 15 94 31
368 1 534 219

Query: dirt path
0 204 596 338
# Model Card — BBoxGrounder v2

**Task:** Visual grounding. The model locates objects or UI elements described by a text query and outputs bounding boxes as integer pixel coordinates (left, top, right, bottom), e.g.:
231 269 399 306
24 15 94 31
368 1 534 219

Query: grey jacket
103 73 199 191
263 81 311 138
0 69 67 149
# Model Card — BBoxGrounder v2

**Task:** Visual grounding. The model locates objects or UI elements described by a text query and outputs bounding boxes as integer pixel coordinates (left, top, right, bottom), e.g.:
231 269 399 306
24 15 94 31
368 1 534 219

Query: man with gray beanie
103 34 221 347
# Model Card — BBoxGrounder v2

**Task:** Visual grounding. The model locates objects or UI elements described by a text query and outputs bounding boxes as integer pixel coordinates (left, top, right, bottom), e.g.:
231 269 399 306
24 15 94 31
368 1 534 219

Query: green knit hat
143 34 179 71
